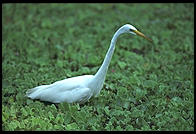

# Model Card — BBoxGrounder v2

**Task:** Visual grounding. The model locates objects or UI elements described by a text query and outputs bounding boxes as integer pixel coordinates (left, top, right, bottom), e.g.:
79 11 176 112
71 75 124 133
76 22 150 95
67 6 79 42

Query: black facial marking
129 29 133 32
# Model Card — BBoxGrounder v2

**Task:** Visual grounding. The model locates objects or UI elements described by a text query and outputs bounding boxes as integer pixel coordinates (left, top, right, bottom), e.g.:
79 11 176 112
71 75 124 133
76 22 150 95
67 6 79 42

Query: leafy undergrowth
2 3 194 131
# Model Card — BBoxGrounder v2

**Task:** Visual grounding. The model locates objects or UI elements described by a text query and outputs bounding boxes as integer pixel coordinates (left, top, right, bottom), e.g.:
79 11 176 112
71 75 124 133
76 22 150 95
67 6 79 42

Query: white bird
26 24 152 104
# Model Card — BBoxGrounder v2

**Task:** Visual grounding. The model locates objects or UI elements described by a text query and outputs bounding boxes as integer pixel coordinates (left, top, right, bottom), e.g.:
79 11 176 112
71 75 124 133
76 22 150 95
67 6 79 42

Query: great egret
26 24 152 104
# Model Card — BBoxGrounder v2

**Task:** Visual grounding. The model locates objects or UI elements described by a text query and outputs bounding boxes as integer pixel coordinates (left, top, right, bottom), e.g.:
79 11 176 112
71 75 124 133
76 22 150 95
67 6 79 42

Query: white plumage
26 75 94 103
26 24 152 104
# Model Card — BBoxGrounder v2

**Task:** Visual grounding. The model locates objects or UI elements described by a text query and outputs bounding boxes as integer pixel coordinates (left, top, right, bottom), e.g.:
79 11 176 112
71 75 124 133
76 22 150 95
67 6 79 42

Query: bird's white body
27 75 96 103
26 24 151 104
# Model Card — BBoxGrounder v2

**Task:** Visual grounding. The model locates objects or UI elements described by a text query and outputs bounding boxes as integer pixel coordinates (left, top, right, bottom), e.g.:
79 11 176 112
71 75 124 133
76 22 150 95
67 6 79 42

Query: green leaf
117 61 127 69
22 108 28 117
26 99 33 105
48 111 54 121
115 125 123 131
64 112 72 124
143 80 157 88
59 102 70 111
126 125 134 130
65 123 78 130
104 106 110 116
135 87 147 100
41 19 52 28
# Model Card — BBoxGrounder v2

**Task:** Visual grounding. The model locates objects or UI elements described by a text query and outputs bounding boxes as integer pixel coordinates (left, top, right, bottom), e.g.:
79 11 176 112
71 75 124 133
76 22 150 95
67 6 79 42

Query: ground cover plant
2 3 194 131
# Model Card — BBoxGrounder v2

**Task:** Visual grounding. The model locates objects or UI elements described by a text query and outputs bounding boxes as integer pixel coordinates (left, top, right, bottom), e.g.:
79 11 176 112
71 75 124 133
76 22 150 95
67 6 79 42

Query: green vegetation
2 3 194 131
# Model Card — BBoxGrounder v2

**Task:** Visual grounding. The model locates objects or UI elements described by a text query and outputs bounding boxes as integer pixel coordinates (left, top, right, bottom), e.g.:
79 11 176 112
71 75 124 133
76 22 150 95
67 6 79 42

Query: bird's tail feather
26 85 50 99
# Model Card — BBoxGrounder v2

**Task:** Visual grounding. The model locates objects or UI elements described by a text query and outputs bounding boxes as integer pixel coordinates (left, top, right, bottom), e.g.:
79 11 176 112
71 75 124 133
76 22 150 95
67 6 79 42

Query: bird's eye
129 29 133 32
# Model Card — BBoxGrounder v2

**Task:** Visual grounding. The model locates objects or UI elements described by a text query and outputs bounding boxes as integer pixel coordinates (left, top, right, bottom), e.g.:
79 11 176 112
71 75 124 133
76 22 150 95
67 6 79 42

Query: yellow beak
134 30 152 42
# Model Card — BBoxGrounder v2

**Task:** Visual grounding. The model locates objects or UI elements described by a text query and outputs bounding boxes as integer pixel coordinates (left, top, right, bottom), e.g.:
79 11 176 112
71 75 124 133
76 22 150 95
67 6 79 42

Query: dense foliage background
2 3 194 131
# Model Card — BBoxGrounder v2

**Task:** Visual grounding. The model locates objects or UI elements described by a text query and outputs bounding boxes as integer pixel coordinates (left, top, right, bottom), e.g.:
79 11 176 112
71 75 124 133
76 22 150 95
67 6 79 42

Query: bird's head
121 24 152 42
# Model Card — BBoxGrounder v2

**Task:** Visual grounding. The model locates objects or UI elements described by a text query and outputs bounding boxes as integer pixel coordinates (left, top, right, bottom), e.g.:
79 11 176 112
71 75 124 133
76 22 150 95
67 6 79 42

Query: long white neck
91 26 124 96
